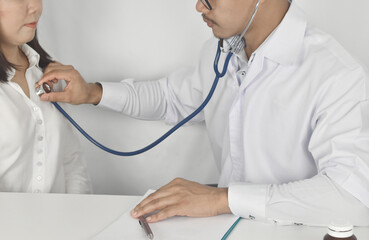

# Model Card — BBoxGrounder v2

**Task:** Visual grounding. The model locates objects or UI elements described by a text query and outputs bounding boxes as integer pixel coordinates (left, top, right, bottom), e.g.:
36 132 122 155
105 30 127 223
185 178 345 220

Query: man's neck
244 0 290 58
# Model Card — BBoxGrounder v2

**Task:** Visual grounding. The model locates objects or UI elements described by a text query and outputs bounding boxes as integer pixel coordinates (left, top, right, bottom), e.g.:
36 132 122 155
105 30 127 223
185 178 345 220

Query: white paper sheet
91 190 239 240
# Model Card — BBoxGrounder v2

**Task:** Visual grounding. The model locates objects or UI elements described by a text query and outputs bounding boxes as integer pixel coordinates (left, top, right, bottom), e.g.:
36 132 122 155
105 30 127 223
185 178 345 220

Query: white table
0 192 367 240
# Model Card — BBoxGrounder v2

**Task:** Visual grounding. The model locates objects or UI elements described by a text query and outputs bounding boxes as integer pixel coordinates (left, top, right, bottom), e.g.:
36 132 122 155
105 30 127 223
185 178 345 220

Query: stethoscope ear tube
53 41 233 156
221 0 260 54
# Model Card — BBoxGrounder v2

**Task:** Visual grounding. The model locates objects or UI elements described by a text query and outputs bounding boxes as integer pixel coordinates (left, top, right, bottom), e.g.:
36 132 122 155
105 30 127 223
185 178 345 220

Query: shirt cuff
228 182 269 220
96 80 133 112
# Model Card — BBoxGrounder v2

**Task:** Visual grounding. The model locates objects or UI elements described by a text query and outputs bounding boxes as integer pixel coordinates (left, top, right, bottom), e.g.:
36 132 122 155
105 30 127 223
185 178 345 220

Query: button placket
228 96 245 181
239 54 265 93
236 70 247 85
32 105 46 193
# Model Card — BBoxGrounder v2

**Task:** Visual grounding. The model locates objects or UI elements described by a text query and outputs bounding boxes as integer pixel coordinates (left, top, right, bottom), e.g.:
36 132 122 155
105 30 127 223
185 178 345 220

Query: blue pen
221 217 242 240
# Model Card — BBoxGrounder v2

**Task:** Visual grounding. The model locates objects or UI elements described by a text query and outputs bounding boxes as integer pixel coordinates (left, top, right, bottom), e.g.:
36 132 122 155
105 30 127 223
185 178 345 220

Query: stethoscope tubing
52 41 233 156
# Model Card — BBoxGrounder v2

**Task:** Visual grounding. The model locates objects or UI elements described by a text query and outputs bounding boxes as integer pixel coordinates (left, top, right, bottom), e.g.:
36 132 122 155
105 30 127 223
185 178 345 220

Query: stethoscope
37 0 260 157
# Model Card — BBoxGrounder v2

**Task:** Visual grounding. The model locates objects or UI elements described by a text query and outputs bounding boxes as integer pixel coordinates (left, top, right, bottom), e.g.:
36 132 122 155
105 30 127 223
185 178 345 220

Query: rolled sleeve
228 182 269 219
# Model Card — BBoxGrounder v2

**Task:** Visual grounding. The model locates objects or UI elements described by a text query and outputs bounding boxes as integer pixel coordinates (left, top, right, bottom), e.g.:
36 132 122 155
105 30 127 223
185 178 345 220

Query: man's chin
212 31 234 40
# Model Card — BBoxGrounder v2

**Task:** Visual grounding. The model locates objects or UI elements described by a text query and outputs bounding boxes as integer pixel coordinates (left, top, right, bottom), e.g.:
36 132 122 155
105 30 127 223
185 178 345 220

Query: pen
139 216 154 240
221 217 242 240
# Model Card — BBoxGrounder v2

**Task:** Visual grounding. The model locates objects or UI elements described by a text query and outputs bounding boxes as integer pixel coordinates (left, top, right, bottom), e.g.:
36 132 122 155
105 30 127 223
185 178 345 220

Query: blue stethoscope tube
52 41 233 156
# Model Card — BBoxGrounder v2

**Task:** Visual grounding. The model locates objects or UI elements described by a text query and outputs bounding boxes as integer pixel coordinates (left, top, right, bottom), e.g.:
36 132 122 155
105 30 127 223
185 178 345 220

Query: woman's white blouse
0 44 91 193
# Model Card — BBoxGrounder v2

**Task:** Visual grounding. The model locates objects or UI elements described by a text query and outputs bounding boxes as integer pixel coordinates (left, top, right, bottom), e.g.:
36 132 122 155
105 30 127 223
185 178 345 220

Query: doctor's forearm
97 79 167 119
265 175 369 226
229 175 369 226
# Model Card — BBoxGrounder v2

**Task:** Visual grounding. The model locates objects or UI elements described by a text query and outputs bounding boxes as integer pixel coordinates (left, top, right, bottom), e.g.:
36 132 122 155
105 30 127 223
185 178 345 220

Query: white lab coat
98 2 369 226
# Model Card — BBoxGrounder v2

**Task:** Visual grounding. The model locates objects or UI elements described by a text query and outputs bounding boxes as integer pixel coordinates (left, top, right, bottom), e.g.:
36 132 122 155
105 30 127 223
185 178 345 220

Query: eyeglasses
200 0 212 10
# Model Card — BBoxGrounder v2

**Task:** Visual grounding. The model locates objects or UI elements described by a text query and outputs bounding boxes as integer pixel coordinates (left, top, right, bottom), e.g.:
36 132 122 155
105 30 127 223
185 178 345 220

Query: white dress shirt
97 2 369 225
0 44 91 194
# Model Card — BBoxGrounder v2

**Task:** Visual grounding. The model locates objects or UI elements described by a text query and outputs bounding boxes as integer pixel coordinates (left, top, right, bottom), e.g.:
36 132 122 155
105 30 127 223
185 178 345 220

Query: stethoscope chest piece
36 82 52 96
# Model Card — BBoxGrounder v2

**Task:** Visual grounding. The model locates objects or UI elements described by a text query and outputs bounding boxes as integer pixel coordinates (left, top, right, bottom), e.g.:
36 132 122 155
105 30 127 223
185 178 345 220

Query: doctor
37 0 369 225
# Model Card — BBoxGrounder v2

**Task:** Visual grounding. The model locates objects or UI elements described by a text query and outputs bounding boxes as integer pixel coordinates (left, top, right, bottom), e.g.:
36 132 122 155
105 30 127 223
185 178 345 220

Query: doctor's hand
130 178 231 223
36 62 102 105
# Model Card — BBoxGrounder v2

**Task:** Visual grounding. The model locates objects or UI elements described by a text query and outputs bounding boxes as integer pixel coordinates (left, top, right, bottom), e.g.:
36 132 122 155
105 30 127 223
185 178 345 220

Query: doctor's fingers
43 62 74 75
132 180 205 219
38 67 84 88
145 204 185 223
132 187 219 223
132 189 173 215
39 91 72 103
40 82 91 104
40 73 89 104
37 63 74 87
132 193 187 222
133 178 188 212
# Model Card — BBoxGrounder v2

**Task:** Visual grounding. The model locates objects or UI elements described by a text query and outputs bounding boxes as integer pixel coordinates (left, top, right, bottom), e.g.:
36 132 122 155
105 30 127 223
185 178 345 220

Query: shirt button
38 136 43 141
34 189 41 193
33 106 38 111
37 149 43 154
240 71 246 76
36 162 43 167
36 176 43 181
37 119 43 125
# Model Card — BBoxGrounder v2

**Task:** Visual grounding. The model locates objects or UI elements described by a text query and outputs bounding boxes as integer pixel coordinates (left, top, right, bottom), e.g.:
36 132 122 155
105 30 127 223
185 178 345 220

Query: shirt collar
7 68 16 81
7 44 41 81
262 1 307 65
20 44 41 69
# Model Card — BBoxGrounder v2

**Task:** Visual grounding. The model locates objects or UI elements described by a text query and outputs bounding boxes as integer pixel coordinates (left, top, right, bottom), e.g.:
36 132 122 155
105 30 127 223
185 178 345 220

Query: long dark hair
0 32 53 83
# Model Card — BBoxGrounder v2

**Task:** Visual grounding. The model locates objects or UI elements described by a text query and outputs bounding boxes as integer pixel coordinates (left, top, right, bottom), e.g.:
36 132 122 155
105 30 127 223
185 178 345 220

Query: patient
0 0 91 193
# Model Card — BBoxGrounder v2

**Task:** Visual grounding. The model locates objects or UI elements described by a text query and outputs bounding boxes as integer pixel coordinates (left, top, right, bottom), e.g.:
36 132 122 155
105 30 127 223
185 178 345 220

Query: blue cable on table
52 42 233 156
